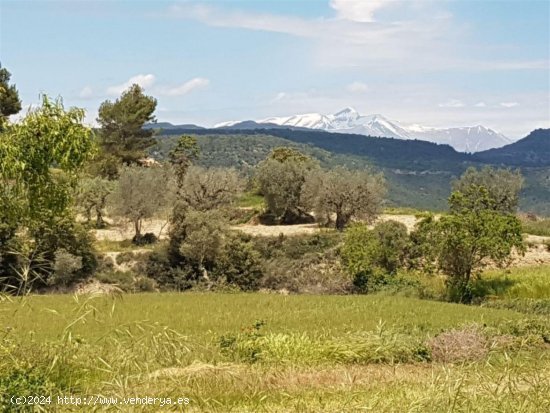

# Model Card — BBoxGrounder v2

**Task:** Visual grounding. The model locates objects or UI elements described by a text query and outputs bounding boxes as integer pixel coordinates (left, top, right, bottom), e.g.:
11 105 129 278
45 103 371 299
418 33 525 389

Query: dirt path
231 214 550 266
91 214 550 267
92 219 169 241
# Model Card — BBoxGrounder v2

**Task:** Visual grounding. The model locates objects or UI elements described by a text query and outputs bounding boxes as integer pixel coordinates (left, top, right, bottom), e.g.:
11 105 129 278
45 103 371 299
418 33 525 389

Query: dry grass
427 325 489 363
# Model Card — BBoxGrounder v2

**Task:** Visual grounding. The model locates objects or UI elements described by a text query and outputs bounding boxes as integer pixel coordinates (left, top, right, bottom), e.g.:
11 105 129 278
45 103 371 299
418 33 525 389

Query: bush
95 270 135 291
96 254 115 272
0 366 56 408
214 233 263 291
340 221 409 293
254 232 348 293
115 251 136 266
261 250 351 294
132 232 157 246
49 249 83 286
143 244 196 291
4 220 98 291
0 338 88 409
352 267 388 293
254 232 341 261
133 276 157 292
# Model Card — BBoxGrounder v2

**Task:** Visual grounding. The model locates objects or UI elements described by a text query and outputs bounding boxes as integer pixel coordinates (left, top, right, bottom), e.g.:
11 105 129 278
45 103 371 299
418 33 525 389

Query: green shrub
133 276 157 292
0 366 56 410
214 233 263 291
341 221 408 293
261 250 351 294
132 232 158 245
253 232 341 261
96 254 115 272
144 244 196 291
115 251 136 265
49 249 83 286
0 338 89 410
95 270 134 291
497 318 550 344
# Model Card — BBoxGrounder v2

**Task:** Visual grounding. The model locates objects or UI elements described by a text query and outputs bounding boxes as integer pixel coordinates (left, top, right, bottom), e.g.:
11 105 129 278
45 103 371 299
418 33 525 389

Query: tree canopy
302 167 386 230
0 65 21 126
177 166 244 212
452 166 523 214
256 147 319 224
96 84 157 172
108 165 174 241
412 168 525 303
0 96 96 292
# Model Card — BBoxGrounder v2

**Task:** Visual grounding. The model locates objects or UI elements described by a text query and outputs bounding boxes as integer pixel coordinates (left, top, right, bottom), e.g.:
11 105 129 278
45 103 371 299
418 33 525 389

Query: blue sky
1 0 548 138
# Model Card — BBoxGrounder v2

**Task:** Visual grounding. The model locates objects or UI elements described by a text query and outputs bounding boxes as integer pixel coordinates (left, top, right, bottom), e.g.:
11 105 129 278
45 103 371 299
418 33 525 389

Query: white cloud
329 0 392 23
106 74 156 96
500 102 519 108
271 92 288 103
158 77 210 97
79 86 94 99
168 2 546 74
438 99 465 108
346 81 369 93
474 101 486 107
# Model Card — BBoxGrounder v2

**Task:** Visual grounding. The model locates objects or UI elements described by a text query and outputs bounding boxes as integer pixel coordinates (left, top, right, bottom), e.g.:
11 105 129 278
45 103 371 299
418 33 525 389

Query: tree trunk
95 208 105 228
199 263 212 290
134 219 141 238
85 208 92 223
335 212 347 231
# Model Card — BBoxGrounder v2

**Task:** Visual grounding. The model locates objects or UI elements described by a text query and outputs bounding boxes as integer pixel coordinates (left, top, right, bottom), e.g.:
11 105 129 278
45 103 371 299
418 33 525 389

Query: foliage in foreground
0 294 549 412
0 97 96 293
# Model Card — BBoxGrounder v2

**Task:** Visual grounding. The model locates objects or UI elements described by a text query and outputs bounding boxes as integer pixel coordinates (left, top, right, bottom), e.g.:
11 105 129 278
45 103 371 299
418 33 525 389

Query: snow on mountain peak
215 108 511 152
333 107 359 118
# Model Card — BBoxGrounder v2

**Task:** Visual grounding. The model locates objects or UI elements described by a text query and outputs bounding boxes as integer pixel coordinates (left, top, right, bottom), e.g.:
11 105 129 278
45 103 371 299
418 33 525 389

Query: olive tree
255 147 318 224
302 166 386 230
452 166 524 214
76 177 115 228
178 209 226 285
168 165 244 263
177 166 244 211
109 165 175 241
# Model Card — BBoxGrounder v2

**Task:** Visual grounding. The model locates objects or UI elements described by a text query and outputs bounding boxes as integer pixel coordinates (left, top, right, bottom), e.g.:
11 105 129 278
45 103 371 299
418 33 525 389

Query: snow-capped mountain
214 107 512 153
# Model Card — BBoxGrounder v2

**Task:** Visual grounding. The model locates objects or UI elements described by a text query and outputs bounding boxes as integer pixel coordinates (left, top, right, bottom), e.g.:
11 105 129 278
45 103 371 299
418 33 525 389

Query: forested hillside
152 128 550 214
475 129 550 166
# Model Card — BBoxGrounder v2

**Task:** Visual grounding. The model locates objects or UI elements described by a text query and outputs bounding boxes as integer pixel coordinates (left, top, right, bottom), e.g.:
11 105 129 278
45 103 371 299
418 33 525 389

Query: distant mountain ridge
150 126 550 214
144 122 204 130
214 107 512 153
475 129 550 166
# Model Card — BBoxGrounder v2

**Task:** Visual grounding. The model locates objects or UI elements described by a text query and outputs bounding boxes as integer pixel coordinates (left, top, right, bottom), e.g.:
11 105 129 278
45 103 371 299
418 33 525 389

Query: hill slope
151 127 550 215
475 129 550 167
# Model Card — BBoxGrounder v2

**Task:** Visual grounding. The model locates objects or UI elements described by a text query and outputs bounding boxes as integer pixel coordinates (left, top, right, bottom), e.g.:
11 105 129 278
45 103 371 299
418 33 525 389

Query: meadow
1 289 549 412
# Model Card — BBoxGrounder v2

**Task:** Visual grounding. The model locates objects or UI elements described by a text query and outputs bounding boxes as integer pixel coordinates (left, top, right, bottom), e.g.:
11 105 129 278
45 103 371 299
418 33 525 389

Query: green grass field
475 265 550 299
1 292 549 412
